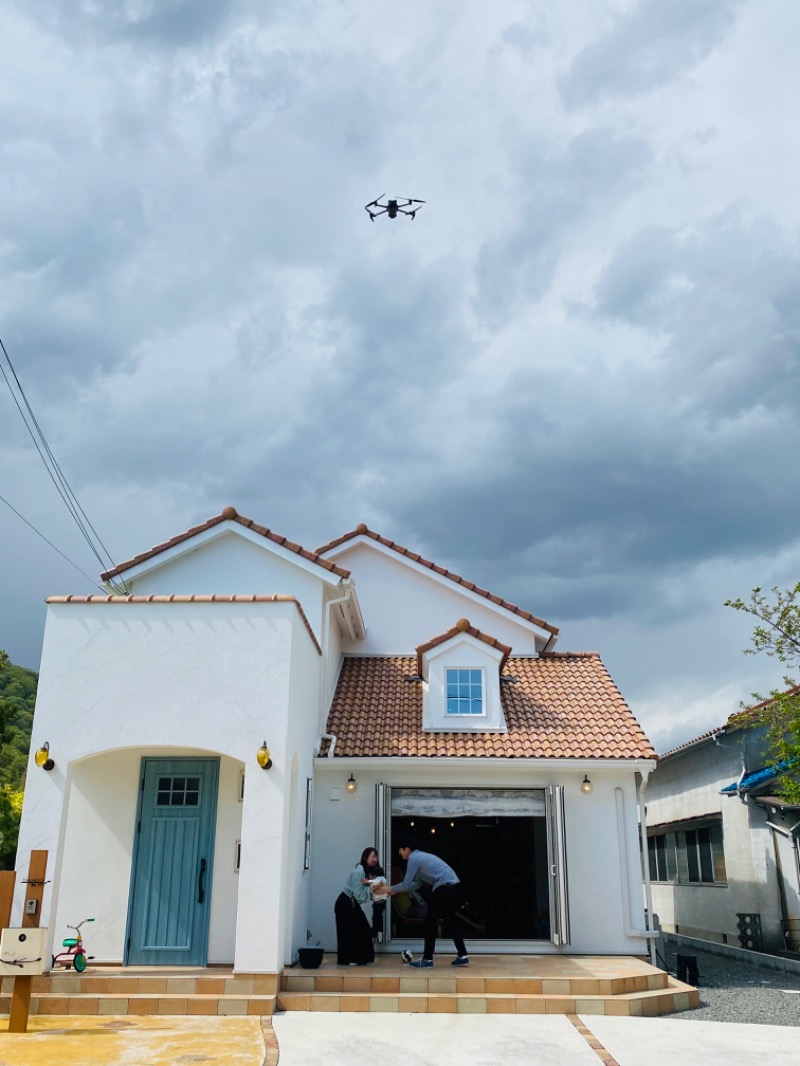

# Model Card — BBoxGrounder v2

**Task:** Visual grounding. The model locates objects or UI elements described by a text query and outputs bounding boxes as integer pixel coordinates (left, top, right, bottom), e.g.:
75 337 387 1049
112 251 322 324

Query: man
377 833 469 967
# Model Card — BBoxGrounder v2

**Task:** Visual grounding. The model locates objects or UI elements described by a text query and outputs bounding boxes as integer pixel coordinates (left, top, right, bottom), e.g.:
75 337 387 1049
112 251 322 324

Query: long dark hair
359 846 383 877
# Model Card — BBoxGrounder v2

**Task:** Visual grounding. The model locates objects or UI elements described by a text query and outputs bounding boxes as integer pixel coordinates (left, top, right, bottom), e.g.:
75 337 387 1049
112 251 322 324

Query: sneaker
451 955 470 967
409 958 433 968
401 950 414 964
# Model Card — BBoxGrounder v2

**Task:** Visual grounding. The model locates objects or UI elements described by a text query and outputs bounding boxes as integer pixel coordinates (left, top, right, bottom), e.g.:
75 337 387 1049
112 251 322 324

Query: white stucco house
646 707 800 954
14 507 658 974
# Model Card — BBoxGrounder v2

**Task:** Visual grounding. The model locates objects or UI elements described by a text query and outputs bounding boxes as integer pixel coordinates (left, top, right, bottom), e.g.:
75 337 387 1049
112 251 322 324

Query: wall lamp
580 775 593 794
345 773 358 794
256 740 273 770
35 741 55 772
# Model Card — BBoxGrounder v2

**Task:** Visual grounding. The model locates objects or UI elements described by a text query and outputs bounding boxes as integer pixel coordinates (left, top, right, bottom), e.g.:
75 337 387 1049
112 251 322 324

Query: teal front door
126 758 220 966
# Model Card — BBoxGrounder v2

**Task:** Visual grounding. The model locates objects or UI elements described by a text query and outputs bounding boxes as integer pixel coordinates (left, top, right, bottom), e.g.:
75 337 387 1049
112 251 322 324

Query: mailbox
0 928 48 976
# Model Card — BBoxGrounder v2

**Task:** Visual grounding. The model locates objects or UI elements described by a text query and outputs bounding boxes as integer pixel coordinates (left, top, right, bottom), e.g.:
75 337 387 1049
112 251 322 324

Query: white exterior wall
327 543 544 655
645 742 786 950
279 620 324 965
15 598 314 971
123 530 327 636
310 761 648 956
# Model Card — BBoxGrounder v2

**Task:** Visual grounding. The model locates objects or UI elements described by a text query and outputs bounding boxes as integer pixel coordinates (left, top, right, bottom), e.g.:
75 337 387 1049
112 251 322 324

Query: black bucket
676 953 700 986
298 947 324 969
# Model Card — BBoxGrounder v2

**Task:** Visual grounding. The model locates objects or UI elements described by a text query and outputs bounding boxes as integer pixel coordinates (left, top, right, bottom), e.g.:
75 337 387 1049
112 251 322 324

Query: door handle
198 858 207 903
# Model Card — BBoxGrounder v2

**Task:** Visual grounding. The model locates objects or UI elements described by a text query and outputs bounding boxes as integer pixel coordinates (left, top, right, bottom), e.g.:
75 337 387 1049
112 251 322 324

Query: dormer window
417 619 510 733
446 669 484 717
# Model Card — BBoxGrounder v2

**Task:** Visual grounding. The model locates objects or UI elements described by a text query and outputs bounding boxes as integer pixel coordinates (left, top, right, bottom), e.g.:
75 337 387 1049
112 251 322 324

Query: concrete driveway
3 1011 800 1066
272 1012 800 1066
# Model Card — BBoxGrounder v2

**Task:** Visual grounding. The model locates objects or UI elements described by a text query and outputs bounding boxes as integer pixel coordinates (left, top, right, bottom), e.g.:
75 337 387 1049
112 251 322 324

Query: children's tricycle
52 918 95 972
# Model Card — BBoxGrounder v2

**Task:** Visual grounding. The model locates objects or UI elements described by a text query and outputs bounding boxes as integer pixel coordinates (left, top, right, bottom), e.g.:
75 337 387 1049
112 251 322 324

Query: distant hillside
0 652 37 791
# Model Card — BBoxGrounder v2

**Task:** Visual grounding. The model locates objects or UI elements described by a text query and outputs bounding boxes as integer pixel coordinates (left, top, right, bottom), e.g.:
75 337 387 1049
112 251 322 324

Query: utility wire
0 334 129 593
0 493 108 590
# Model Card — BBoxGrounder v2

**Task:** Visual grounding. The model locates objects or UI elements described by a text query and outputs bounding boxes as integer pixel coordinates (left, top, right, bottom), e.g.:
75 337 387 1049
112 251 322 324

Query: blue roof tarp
721 760 795 794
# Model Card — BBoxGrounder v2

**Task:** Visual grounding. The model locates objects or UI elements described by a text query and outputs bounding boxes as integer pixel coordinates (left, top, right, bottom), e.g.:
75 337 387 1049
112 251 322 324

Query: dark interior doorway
389 814 550 940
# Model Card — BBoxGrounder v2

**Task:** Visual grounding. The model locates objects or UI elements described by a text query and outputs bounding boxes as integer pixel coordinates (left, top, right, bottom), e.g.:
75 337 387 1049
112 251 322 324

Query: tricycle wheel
51 955 56 968
73 952 87 973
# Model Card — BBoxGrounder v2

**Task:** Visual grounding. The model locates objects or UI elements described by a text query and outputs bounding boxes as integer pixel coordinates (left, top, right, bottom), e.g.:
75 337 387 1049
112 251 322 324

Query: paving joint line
260 1016 279 1066
567 1015 621 1066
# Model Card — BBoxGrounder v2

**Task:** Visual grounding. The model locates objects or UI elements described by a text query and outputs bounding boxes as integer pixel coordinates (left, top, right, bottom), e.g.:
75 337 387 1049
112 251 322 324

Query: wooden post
7 850 48 1034
0 870 15 932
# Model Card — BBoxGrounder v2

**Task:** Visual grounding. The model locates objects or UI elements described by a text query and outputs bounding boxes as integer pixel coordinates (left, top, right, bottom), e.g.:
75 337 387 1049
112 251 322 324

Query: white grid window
446 669 483 715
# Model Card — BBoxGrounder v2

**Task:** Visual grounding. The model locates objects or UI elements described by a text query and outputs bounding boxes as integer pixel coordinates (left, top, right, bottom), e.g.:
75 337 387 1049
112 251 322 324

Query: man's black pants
423 883 467 959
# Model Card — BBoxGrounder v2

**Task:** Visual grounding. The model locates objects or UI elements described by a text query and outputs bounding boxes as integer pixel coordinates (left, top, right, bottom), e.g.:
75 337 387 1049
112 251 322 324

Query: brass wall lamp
256 740 273 770
35 741 55 772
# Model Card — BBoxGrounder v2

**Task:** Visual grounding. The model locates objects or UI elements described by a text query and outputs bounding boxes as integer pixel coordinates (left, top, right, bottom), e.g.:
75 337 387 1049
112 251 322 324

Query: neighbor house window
647 818 726 885
446 669 484 715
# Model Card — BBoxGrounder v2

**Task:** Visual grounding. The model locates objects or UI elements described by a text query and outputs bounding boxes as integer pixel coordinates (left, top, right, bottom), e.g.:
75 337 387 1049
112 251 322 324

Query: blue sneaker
451 955 470 966
409 958 433 968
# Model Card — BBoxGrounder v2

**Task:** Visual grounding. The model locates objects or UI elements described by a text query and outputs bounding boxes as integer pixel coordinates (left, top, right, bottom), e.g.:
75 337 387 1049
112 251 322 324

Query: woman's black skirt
334 892 375 966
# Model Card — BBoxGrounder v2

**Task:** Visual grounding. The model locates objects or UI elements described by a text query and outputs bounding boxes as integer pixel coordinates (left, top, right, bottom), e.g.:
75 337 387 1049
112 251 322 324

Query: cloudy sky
2 0 799 753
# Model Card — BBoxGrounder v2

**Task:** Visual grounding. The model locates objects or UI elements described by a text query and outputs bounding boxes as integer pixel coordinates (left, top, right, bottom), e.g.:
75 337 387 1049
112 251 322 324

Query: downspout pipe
637 771 657 966
765 816 800 900
318 732 337 758
713 731 749 803
318 583 354 736
615 786 659 961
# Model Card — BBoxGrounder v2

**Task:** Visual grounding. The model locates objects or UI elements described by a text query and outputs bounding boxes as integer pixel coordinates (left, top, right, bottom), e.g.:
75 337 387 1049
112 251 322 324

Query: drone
364 195 425 221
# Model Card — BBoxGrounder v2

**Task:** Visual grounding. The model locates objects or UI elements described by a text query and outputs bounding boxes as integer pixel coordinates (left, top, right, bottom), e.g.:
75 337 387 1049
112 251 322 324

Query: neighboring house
646 708 800 954
14 508 657 974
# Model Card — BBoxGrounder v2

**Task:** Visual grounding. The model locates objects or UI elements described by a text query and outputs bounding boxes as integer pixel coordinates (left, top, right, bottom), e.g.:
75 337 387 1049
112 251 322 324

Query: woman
334 846 380 965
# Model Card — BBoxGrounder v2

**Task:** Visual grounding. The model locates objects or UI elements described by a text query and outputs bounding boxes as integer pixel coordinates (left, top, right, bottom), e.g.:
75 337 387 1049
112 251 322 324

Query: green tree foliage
0 650 37 869
725 582 800 803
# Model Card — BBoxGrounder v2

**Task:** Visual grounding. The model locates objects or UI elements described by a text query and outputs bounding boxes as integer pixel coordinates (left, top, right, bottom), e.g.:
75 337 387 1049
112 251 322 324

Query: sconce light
256 740 273 770
345 773 358 794
580 775 593 794
35 742 55 772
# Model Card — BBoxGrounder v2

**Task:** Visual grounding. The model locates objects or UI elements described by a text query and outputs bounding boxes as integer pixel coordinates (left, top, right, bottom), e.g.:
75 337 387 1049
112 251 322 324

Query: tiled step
0 970 279 1018
0 956 697 1019
276 980 698 1016
280 970 671 996
0 992 277 1017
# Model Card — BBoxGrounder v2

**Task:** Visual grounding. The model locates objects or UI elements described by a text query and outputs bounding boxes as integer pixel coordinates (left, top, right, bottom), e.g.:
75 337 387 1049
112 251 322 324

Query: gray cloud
474 128 652 324
559 0 744 108
2 1 800 755
29 0 247 47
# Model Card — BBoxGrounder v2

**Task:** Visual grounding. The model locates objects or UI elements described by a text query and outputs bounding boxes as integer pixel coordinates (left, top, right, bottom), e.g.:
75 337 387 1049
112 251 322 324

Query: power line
0 492 108 591
0 333 129 593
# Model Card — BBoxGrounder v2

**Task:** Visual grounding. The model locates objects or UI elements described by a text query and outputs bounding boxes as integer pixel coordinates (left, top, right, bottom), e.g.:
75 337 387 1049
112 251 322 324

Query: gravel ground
659 941 800 1025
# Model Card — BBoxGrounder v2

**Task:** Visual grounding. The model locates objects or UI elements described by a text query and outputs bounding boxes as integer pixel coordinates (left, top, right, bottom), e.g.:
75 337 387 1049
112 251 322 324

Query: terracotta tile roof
101 507 350 582
324 652 655 760
416 618 512 674
45 593 322 654
315 524 558 636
